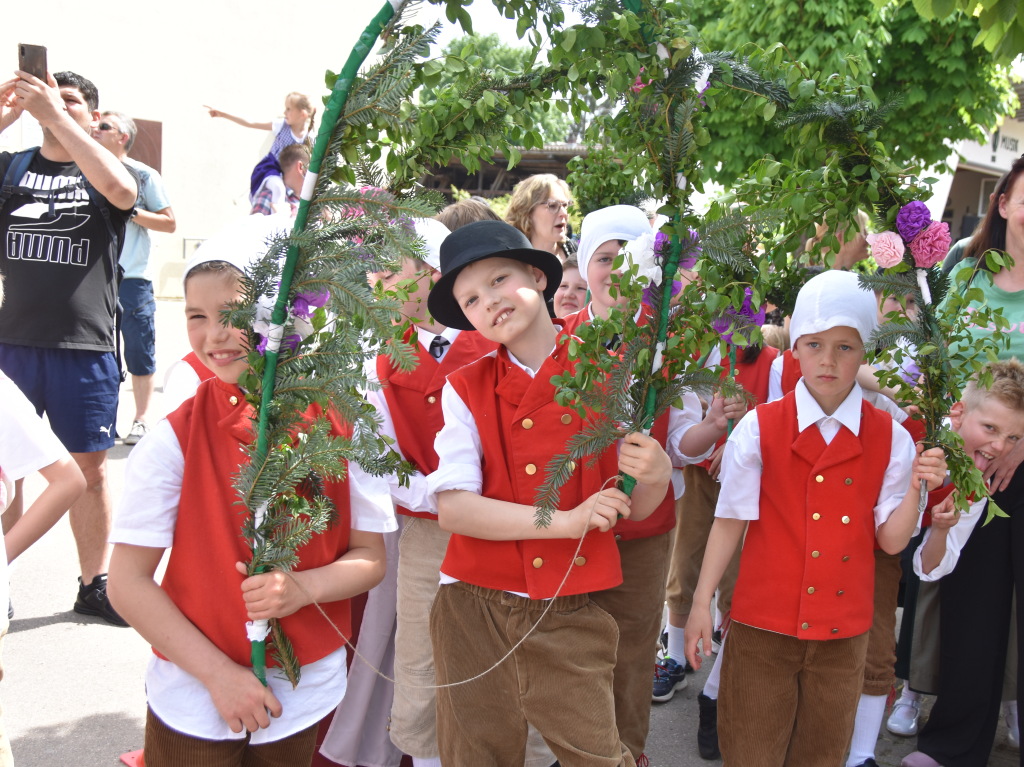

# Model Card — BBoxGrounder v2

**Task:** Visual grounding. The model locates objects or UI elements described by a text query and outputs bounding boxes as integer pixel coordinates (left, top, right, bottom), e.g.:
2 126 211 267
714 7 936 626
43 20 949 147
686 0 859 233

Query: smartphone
18 43 47 80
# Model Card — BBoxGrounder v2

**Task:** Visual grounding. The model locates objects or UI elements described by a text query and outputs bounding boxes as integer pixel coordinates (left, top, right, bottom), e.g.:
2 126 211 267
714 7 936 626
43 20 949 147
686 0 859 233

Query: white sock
702 636 725 699
846 694 886 767
412 758 442 767
895 682 920 706
666 623 687 665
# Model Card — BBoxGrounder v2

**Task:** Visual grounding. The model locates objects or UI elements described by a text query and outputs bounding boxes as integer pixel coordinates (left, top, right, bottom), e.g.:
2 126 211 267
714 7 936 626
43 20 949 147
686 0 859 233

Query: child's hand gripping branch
677 393 749 459
234 529 386 621
876 444 948 555
916 494 960 576
563 431 673 535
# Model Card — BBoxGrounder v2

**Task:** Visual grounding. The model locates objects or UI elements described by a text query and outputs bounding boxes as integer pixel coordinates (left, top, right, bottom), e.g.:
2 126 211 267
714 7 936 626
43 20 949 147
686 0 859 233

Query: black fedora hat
427 220 563 330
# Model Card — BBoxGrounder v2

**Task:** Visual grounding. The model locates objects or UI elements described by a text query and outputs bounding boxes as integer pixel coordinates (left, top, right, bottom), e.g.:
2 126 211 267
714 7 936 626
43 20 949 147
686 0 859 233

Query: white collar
416 326 460 352
795 379 864 436
507 344 559 378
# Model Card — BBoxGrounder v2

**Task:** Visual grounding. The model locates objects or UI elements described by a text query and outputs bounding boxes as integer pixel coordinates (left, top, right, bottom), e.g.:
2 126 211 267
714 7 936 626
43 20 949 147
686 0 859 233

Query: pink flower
866 231 905 268
631 67 648 94
909 222 951 269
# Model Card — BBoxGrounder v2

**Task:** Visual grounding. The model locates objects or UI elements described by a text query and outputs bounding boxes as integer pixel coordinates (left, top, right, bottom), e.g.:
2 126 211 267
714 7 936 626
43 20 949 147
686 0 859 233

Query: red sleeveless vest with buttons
442 339 623 598
731 392 892 640
561 304 675 541
164 377 353 667
377 327 496 519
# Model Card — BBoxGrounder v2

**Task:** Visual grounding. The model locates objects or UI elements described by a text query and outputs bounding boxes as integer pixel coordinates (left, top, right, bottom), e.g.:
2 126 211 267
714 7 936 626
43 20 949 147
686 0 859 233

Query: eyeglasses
96 122 121 133
535 199 571 213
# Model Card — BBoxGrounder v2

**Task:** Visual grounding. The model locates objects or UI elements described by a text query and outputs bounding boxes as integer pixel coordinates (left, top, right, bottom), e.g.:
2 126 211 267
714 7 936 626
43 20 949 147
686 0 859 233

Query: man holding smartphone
0 68 138 626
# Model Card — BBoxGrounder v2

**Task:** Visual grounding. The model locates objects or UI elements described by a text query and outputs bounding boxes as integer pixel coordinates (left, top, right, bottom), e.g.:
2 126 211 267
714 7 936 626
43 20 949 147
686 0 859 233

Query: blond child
425 220 672 766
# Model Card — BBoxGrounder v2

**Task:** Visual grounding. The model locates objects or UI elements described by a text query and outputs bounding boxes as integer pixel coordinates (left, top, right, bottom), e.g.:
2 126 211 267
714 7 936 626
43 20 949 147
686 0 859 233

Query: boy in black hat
424 220 671 767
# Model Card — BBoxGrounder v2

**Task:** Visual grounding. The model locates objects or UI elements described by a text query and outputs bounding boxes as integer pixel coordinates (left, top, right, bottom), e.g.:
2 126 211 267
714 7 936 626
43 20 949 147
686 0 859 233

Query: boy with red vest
425 220 673 767
685 269 947 767
107 217 395 766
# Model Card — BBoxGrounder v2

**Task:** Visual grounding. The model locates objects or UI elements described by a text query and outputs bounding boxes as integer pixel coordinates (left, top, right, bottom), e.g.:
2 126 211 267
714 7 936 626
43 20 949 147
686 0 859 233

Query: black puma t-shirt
0 151 135 352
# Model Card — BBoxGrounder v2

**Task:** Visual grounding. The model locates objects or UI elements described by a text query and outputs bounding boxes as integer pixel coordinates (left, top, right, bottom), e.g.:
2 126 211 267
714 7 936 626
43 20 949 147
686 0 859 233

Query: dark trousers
144 708 319 767
917 467 1024 767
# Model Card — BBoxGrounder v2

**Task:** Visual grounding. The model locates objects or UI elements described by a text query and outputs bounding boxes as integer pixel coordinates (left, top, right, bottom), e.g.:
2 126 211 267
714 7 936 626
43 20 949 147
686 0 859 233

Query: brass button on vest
845 478 853 485
229 396 238 406
815 474 824 483
811 550 820 558
831 628 840 634
522 418 534 429
812 513 821 521
837 590 844 596
807 587 815 594
801 622 810 630
574 556 586 566
427 395 437 404
561 414 572 424
841 515 851 524
525 464 537 475
842 555 850 562
532 557 543 568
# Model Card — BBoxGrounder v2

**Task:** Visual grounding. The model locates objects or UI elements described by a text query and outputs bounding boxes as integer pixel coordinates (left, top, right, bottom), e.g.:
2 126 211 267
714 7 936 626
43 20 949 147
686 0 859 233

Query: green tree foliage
426 33 575 142
884 0 1024 64
690 0 1017 185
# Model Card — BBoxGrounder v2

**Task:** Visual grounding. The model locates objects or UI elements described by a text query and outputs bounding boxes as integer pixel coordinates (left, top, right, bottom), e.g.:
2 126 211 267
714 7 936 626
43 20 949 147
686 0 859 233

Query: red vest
164 377 353 667
731 392 892 640
377 327 496 519
560 303 675 540
698 345 779 470
442 339 623 598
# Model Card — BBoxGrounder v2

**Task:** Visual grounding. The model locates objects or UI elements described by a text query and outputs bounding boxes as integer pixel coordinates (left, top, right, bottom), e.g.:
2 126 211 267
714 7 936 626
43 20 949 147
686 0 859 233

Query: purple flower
254 333 302 356
896 201 931 243
292 290 330 319
642 279 682 308
712 287 766 346
653 228 701 269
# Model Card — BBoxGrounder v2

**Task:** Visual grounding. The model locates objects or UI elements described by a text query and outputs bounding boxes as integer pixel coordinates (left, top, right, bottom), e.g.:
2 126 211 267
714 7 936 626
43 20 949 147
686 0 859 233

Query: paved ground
3 300 1021 766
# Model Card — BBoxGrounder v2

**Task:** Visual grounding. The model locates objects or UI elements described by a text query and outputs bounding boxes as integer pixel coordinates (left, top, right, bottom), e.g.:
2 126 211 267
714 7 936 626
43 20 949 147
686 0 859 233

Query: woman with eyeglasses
504 174 575 262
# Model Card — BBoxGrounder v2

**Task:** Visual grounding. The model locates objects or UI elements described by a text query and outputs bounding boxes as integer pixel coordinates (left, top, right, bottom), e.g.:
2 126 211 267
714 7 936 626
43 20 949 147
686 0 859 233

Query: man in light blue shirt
93 111 175 444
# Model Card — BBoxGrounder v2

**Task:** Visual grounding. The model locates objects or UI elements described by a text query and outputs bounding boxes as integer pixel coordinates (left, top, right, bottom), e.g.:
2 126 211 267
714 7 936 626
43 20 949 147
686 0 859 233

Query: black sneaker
697 692 721 760
74 574 129 627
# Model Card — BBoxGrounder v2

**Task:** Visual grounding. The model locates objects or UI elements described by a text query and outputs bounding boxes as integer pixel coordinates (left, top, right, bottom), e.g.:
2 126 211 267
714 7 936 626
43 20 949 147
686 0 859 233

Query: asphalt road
3 300 1020 766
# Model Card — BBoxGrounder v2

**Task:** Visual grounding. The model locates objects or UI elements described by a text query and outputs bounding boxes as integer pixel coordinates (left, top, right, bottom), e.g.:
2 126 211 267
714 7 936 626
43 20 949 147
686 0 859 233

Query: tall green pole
248 0 400 684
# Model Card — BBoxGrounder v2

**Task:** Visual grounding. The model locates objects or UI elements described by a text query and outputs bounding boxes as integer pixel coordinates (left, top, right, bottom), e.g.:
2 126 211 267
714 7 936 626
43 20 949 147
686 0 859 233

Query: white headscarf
184 214 293 285
413 218 450 270
790 270 877 348
576 205 651 285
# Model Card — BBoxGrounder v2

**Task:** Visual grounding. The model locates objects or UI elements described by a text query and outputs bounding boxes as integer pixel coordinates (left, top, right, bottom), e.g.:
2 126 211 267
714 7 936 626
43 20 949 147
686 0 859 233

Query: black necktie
429 336 450 359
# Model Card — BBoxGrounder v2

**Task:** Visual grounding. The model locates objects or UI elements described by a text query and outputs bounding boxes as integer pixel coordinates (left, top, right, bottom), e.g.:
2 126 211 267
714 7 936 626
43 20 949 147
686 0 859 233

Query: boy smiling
426 220 672 766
